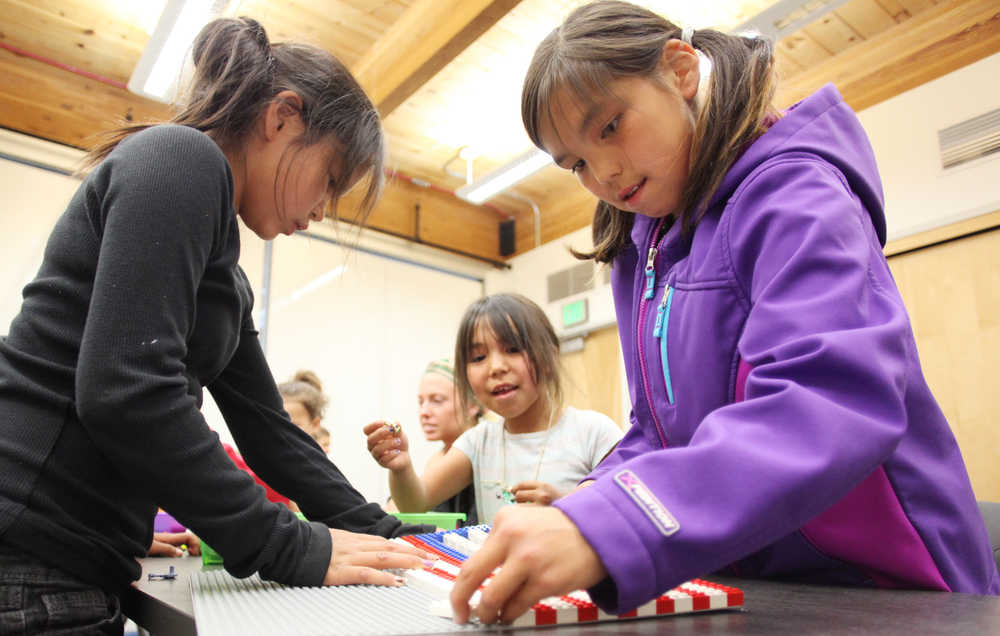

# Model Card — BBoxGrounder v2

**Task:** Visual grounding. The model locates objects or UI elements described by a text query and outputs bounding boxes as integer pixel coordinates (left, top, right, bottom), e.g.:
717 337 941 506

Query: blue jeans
0 545 124 635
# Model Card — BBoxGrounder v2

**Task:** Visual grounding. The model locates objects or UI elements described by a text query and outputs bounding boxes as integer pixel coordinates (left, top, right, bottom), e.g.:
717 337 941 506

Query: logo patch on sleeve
614 469 679 537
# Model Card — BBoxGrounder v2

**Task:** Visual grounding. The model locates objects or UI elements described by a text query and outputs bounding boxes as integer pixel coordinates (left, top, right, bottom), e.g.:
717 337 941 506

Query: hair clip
385 421 402 435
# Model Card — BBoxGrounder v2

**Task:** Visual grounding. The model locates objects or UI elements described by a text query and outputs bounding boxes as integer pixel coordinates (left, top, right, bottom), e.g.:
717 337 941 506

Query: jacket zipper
636 218 669 448
653 286 675 405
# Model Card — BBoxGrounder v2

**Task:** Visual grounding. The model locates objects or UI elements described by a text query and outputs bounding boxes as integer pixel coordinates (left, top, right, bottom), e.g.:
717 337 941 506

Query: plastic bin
390 511 466 529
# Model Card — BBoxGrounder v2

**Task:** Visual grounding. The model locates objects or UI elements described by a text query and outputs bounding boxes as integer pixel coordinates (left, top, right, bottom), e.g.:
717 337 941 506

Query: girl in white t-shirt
365 293 622 524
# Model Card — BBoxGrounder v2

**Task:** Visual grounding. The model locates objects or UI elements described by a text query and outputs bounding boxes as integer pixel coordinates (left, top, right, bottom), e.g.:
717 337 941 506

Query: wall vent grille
939 107 1000 169
547 262 594 303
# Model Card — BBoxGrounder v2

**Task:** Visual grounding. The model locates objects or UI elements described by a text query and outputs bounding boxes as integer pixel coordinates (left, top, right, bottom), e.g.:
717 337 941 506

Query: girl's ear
311 416 322 431
263 90 305 140
659 39 700 101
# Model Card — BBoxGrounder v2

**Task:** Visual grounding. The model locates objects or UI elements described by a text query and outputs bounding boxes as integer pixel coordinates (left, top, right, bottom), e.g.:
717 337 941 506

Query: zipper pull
643 247 657 299
653 286 670 338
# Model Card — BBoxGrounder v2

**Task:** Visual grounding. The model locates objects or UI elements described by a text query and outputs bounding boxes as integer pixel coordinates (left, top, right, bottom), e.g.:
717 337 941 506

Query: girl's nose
591 156 621 187
487 353 509 375
309 205 324 222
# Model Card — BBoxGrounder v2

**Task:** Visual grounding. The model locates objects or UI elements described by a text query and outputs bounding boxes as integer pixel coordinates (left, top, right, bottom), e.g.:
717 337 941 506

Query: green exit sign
562 298 588 328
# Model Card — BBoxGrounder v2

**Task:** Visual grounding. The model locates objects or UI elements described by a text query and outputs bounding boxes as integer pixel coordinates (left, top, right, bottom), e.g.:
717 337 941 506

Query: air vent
732 0 851 41
939 107 1000 169
547 262 594 303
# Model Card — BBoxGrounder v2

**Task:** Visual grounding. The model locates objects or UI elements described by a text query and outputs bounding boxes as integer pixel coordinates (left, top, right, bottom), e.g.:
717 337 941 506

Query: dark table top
125 556 1000 635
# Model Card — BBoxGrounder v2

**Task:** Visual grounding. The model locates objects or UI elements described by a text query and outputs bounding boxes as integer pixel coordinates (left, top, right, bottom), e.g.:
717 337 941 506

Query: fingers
475 554 532 624
324 564 406 587
148 539 183 557
450 529 508 623
499 580 552 624
365 421 406 465
329 529 429 559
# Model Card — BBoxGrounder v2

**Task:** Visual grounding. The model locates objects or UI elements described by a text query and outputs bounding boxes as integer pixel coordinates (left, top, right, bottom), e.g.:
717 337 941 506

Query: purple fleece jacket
553 84 1000 613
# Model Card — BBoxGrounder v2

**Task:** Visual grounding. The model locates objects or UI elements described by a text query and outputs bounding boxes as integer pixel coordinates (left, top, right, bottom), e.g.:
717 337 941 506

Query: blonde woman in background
414 358 483 526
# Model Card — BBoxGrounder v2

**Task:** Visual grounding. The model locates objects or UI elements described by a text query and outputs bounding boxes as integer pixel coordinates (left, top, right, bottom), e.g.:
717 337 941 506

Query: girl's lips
619 178 646 204
491 385 517 398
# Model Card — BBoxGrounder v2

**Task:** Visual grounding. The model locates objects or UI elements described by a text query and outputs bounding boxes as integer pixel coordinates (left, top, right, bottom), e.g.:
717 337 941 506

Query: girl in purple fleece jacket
451 0 999 624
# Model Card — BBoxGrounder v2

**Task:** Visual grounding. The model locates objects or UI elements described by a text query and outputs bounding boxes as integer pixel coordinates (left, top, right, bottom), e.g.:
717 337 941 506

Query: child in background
451 1 998 624
0 16 428 632
366 294 622 525
279 370 329 438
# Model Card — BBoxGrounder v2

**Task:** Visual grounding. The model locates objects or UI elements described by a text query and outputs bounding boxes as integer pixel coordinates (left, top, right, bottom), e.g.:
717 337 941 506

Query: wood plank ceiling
1 0 998 265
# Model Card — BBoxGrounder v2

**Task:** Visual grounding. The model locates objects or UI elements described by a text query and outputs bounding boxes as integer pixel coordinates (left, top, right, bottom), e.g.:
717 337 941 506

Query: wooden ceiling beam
0 48 171 149
350 0 522 116
777 0 1000 111
335 173 509 264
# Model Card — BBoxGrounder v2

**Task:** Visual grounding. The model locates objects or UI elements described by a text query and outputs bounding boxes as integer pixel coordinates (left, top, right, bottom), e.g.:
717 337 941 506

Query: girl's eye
601 115 620 139
470 354 486 363
571 159 585 174
506 346 521 354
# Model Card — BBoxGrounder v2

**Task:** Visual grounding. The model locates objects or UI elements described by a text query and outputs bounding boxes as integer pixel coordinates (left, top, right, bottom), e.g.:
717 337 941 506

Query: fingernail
394 575 406 586
422 559 437 569
393 449 400 455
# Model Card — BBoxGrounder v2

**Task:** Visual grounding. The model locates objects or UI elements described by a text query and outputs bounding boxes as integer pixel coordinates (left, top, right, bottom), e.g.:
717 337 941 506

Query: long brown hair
522 0 778 263
454 293 563 422
82 16 384 220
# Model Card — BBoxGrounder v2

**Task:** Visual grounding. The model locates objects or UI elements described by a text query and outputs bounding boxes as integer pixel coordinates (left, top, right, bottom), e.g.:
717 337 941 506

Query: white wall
858 51 1000 240
0 133 83 332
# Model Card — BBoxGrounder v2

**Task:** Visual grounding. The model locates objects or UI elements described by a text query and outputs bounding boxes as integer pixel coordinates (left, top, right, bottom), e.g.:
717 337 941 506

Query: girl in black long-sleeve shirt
0 17 428 634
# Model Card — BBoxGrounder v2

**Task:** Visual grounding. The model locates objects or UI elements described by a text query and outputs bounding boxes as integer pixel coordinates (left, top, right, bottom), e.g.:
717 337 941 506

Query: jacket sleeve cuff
287 521 332 586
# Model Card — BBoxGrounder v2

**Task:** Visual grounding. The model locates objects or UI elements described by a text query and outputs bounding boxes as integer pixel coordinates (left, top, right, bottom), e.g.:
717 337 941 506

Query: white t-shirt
453 406 623 524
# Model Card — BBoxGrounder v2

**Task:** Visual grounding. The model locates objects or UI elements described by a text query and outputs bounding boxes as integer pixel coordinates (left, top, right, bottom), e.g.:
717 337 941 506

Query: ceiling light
455 148 552 204
128 0 235 103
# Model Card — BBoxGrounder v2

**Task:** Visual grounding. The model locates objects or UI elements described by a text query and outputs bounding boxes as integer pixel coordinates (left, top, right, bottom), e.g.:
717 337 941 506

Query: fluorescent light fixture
128 0 233 103
455 148 552 204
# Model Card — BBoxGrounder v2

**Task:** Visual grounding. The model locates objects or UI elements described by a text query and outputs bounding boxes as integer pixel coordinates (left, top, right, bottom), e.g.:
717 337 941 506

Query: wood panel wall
887 225 1000 502
560 326 624 430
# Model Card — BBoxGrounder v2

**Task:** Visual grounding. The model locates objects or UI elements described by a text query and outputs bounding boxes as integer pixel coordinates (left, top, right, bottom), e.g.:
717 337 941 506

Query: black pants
0 545 124 635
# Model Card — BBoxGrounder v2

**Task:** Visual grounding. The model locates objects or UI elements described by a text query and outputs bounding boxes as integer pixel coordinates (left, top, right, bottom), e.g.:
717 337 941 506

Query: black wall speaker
499 219 516 256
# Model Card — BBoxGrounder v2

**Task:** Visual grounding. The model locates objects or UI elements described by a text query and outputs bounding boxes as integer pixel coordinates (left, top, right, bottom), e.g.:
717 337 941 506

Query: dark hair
83 16 384 220
522 0 777 263
279 370 328 421
454 293 563 421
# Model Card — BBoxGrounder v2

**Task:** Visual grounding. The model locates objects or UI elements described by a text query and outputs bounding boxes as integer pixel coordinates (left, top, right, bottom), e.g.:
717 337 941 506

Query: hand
148 531 201 557
510 480 563 506
364 420 411 471
323 528 429 586
450 505 607 624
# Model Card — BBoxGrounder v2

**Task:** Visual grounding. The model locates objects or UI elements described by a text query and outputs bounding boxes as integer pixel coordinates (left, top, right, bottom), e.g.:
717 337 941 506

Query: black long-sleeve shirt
0 125 427 594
